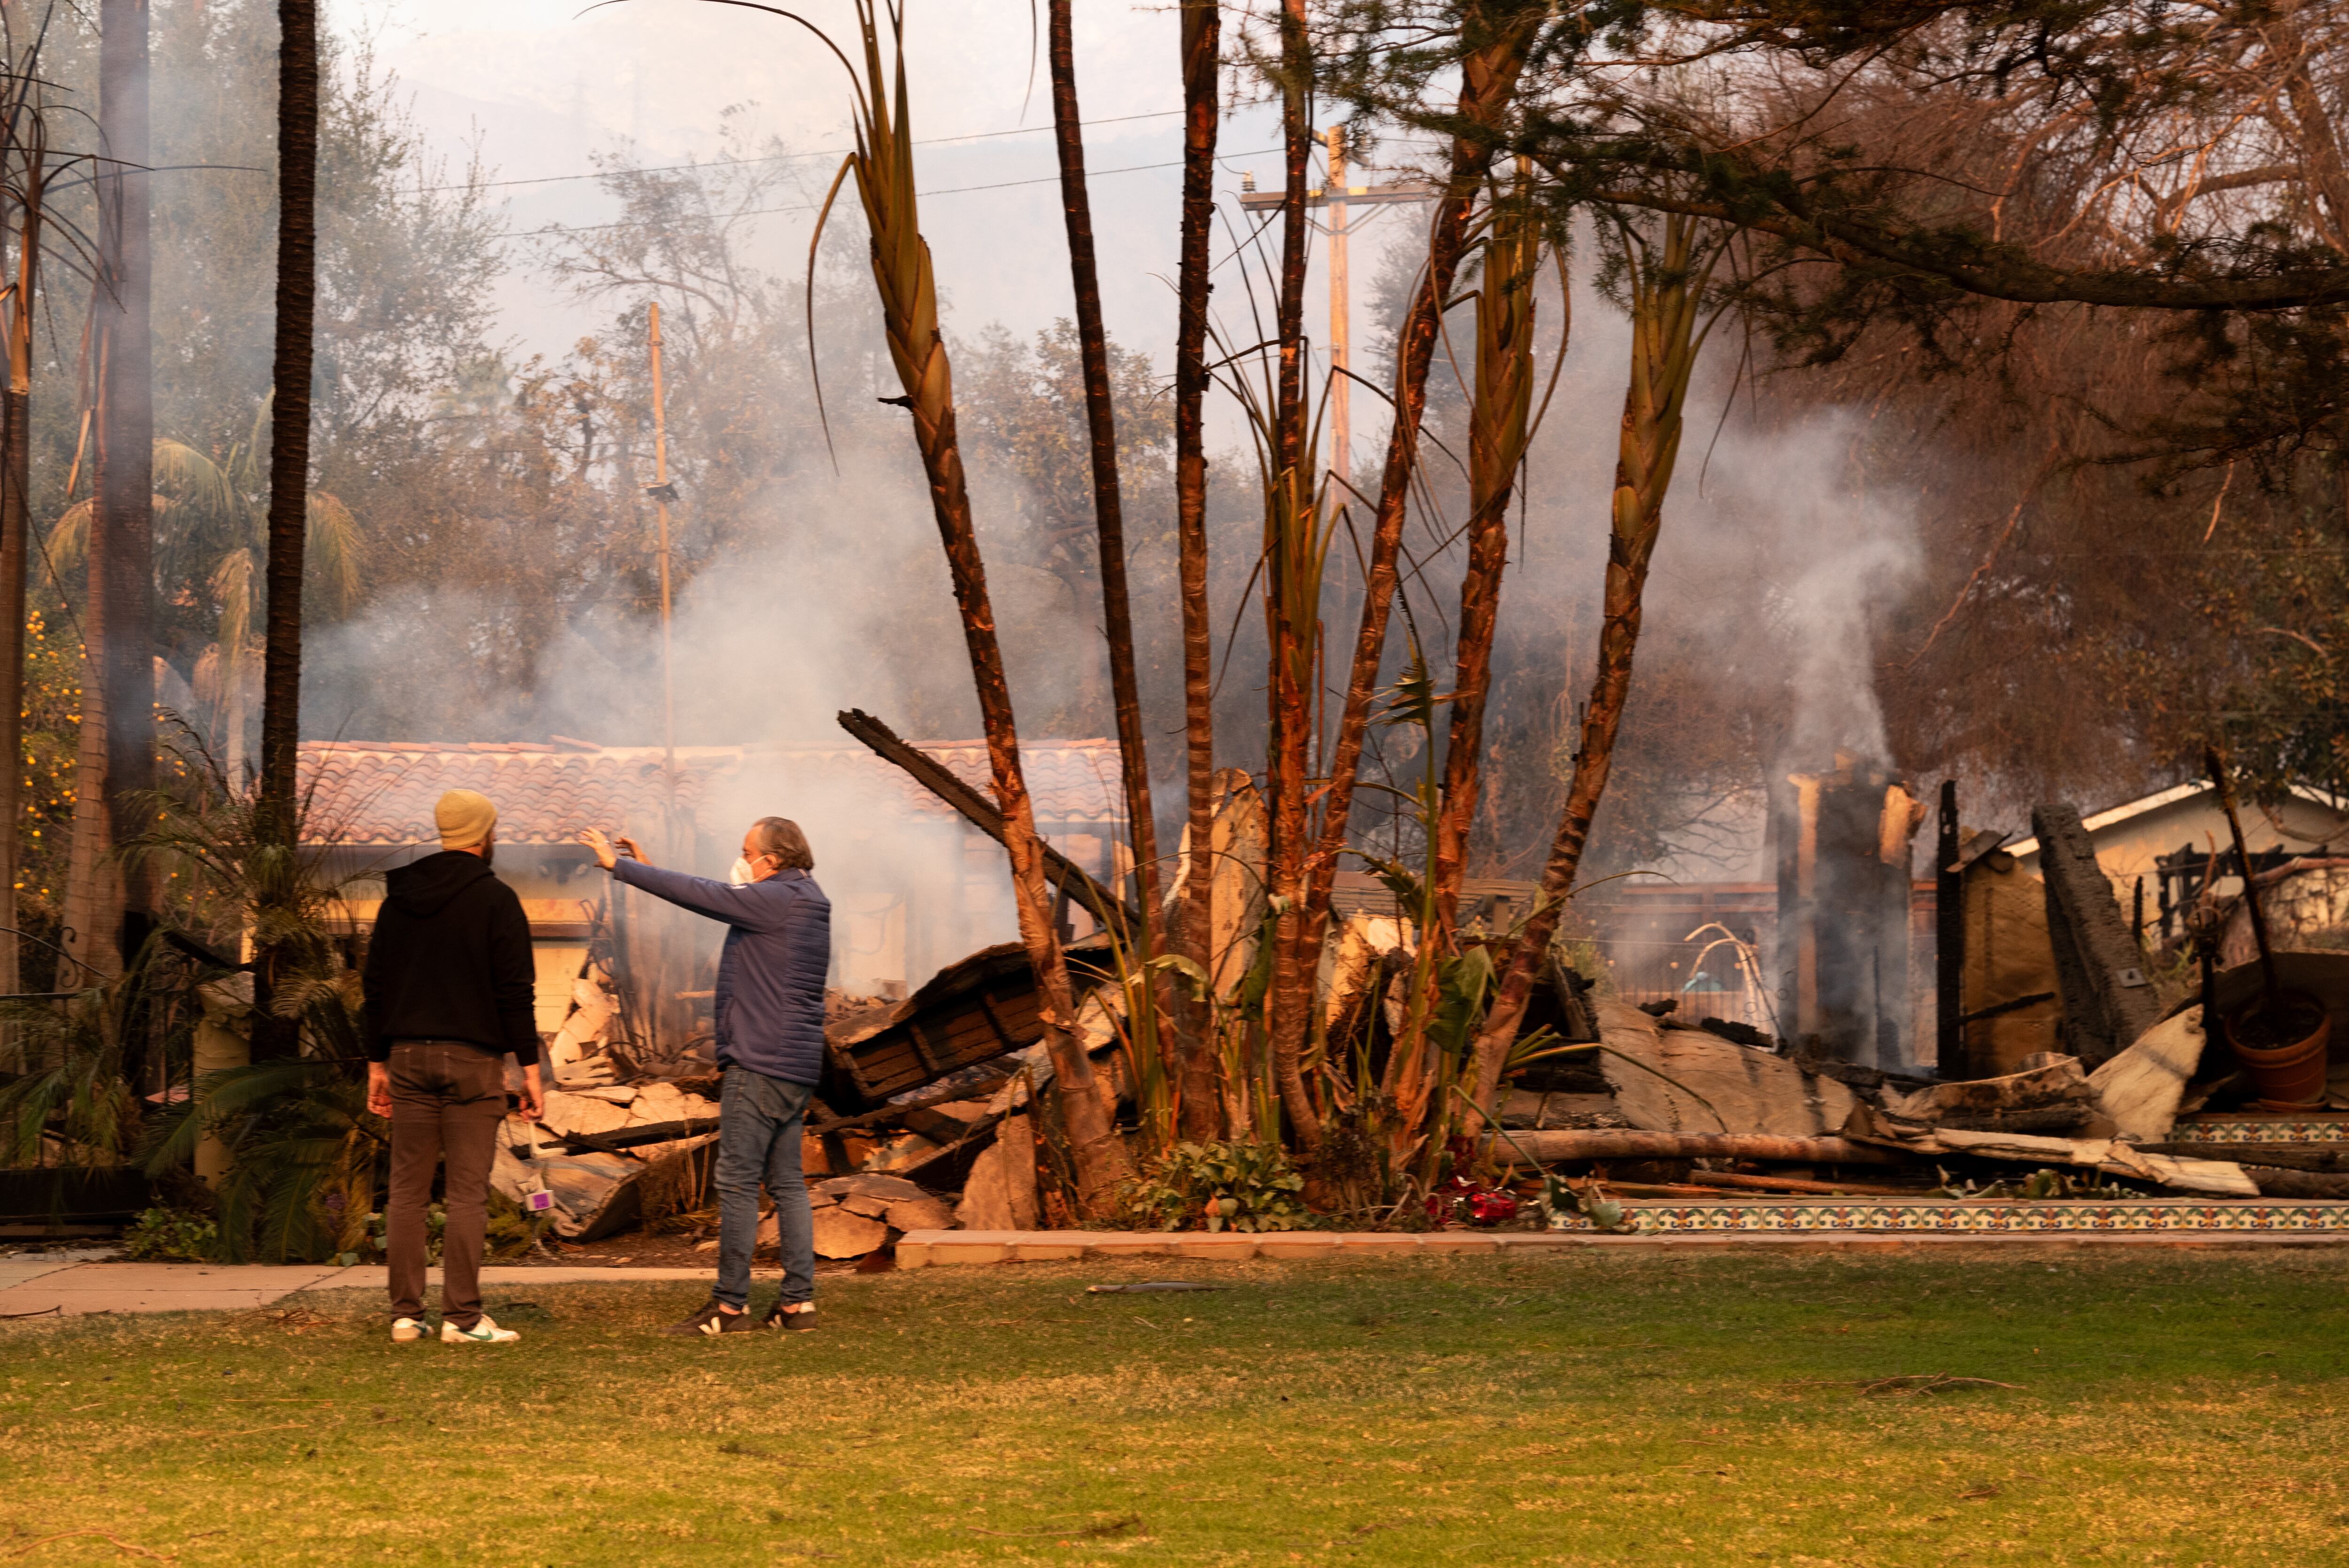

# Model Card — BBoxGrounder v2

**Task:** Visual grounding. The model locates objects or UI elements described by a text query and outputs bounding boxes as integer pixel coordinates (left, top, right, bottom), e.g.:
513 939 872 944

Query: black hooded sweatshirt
361 849 541 1065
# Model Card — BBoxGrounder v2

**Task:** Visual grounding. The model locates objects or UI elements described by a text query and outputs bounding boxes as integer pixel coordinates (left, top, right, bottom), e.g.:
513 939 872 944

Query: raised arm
609 857 795 931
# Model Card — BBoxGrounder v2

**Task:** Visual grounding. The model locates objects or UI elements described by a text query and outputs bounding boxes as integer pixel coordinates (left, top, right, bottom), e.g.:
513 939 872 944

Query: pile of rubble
1486 971 2349 1203
485 760 2349 1254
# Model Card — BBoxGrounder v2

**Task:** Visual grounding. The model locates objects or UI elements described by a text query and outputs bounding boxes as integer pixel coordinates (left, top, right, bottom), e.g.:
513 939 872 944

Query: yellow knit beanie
435 789 498 850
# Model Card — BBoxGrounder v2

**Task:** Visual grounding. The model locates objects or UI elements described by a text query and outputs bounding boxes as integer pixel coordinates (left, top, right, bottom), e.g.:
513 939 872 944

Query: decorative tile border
2169 1117 2349 1145
896 1204 2349 1265
1604 1199 2349 1234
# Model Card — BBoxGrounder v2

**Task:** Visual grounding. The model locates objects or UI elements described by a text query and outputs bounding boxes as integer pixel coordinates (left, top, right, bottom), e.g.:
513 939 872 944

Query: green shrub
120 1207 218 1262
364 1203 444 1265
1122 1141 1312 1233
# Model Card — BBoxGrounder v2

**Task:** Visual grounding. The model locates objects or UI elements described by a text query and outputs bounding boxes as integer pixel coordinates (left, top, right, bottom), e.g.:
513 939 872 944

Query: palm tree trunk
1171 0 1222 1139
71 0 156 980
1262 0 1321 1148
1265 0 1539 1147
0 149 38 1019
835 2 1131 1212
1466 216 1714 1112
253 0 319 1060
1432 164 1547 939
1047 0 1171 1134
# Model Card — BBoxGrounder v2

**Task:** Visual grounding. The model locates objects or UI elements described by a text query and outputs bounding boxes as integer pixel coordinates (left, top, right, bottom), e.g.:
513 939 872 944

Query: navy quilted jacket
610 860 831 1086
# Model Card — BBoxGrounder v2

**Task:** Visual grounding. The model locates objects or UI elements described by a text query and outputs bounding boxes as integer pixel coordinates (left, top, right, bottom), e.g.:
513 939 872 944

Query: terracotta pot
2225 993 2333 1108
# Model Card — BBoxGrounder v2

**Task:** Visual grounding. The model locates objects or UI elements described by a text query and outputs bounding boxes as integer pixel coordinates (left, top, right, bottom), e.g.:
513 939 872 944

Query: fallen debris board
884 1195 955 1231
2032 802 2162 1065
810 1206 889 1259
2240 1165 2349 1199
498 1149 643 1242
1497 1091 1629 1131
1960 846 2067 1075
821 940 1112 1110
1486 1131 1905 1166
2139 1143 2349 1173
822 943 1046 1108
2117 1151 2259 1198
1890 1128 2257 1197
2088 1007 2206 1142
1886 1057 2097 1127
1591 1001 1859 1137
1686 1170 1925 1197
957 1112 1040 1231
536 1091 633 1141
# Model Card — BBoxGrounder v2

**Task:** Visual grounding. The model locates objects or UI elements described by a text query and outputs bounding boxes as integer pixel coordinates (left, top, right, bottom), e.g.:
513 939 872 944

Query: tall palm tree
257 0 319 1059
1170 0 1221 1137
53 406 361 782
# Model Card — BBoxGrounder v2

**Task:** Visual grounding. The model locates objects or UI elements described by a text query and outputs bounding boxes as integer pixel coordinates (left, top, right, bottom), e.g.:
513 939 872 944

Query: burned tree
786 0 1131 1213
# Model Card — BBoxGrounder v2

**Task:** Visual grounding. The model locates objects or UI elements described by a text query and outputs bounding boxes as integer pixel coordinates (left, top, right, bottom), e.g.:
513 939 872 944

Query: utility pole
646 302 675 792
1324 126 1349 495
1239 151 1429 495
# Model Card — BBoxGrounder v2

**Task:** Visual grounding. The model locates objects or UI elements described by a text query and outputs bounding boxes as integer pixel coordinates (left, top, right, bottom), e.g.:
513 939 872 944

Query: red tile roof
296 739 1125 846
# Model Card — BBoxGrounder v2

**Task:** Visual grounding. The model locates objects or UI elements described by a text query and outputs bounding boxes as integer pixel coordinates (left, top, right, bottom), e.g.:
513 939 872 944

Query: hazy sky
354 0 1412 436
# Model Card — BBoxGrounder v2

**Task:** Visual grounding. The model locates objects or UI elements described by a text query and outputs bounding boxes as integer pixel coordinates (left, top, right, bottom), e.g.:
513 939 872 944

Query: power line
513 147 1283 239
413 108 1190 195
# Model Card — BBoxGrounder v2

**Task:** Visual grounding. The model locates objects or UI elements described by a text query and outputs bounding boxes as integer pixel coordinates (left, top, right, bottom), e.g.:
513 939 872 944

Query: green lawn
4 1248 2347 1566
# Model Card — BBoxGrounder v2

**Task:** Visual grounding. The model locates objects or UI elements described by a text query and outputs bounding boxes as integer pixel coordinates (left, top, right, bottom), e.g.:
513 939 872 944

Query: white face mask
729 857 756 886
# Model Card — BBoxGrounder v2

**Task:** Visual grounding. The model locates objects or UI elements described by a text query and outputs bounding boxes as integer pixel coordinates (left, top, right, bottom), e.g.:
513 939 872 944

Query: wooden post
1935 779 1962 1075
2031 802 2162 1064
2204 745 2279 1002
1325 125 1349 492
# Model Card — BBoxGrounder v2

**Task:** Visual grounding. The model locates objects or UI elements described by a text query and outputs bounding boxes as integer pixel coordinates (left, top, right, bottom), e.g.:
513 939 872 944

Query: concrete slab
0 1262 769 1318
0 1250 108 1291
302 1266 725 1289
37 1263 347 1290
0 1262 344 1316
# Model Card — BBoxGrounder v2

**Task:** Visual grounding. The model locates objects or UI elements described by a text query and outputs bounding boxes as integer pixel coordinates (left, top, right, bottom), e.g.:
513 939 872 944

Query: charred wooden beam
1484 1131 1909 1167
805 1070 1014 1135
1936 779 1965 1074
2030 802 2162 1066
837 707 1143 935
544 1118 717 1155
2139 1142 2349 1173
2240 1165 2349 1199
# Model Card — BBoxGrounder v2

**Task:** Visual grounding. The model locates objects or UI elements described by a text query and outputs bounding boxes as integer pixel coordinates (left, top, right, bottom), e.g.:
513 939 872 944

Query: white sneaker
390 1317 427 1343
441 1313 521 1345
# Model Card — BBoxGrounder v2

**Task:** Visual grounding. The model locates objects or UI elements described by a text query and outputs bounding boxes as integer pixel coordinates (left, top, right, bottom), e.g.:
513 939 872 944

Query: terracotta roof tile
297 739 1125 846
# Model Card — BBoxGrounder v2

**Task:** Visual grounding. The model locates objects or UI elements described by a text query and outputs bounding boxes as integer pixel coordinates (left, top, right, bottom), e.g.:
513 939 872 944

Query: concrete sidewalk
0 1259 736 1318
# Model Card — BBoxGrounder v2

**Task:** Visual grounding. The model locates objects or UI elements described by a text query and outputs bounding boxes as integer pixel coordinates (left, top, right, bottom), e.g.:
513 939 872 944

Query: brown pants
386 1041 507 1328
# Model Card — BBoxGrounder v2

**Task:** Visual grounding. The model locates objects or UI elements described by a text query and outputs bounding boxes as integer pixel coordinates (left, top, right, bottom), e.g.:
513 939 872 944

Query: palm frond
304 491 363 609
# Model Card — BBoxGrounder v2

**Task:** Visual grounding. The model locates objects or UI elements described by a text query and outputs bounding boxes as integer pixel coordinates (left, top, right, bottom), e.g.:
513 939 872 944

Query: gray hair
750 816 814 871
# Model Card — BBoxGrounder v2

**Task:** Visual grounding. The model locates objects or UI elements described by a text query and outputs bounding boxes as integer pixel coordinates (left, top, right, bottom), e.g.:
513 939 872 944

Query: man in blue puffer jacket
579 817 831 1336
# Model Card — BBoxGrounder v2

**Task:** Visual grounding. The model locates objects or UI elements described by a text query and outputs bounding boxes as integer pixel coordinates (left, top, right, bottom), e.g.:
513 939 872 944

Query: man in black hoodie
363 788 544 1345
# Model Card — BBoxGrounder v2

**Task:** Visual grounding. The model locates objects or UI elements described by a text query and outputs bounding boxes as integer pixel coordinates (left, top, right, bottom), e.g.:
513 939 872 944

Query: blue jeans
714 1064 816 1309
